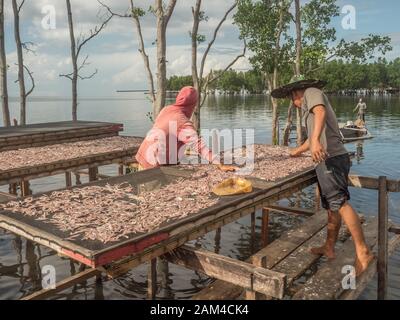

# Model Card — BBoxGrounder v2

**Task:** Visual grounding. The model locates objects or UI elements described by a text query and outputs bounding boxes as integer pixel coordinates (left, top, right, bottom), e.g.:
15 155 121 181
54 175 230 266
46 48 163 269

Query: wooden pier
0 121 142 196
0 121 123 151
0 147 398 300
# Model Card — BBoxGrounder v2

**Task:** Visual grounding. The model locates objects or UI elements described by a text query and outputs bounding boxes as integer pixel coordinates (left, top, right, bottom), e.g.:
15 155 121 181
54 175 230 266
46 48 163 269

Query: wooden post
315 185 321 212
377 176 388 300
245 255 267 300
75 172 81 185
261 208 269 247
88 167 98 182
8 183 17 195
147 258 157 300
65 172 72 187
118 164 124 176
214 227 221 254
21 180 30 196
251 211 256 254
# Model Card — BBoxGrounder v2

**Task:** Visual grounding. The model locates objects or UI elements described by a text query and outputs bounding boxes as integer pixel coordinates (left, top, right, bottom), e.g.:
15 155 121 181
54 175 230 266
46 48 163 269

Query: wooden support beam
261 208 269 247
21 181 30 197
164 245 286 299
348 175 400 192
266 205 315 217
378 176 389 300
65 172 72 188
315 185 321 211
118 164 124 176
88 167 98 182
389 224 400 234
192 212 327 300
251 212 256 254
20 268 101 300
147 259 157 300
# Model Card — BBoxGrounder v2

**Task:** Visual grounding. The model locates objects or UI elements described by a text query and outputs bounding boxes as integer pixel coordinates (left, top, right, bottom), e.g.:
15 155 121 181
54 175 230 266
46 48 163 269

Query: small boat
339 120 373 142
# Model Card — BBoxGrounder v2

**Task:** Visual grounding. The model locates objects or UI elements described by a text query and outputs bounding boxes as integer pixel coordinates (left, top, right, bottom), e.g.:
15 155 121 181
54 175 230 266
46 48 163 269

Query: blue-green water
0 94 399 299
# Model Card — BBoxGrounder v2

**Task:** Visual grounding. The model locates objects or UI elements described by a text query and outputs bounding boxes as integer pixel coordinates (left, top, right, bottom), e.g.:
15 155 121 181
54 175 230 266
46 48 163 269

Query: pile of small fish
0 136 143 171
0 144 313 244
188 144 313 182
0 174 221 243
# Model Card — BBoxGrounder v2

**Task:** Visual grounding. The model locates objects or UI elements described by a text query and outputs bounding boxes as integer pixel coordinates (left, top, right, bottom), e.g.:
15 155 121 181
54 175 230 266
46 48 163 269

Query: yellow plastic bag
212 177 253 196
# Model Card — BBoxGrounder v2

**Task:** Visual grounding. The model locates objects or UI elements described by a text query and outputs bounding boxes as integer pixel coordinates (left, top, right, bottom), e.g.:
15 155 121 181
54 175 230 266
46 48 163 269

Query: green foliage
313 59 400 92
166 75 194 91
234 0 292 81
167 69 265 94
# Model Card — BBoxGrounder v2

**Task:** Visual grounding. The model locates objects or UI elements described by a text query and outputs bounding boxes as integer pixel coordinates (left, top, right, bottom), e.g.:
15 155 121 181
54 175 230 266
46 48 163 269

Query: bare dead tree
191 0 246 131
60 0 112 121
0 0 10 127
99 0 177 118
12 0 35 126
283 0 302 146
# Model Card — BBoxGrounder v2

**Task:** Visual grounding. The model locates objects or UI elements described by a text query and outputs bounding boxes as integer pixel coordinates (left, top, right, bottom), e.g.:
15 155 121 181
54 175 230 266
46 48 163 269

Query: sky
2 0 400 97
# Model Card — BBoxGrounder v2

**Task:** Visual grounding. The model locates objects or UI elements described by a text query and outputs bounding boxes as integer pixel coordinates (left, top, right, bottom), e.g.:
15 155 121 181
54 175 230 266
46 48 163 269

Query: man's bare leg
311 210 342 259
338 202 374 275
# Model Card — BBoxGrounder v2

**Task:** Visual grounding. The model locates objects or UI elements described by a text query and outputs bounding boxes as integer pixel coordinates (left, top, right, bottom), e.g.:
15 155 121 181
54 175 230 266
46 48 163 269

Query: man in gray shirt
354 98 367 122
272 78 373 276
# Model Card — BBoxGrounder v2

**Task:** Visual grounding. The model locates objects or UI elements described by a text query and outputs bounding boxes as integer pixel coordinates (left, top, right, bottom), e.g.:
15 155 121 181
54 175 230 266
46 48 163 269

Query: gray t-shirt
302 87 347 158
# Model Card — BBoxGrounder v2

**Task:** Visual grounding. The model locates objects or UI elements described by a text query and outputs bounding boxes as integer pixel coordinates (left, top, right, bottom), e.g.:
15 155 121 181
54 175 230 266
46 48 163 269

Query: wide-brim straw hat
271 75 327 99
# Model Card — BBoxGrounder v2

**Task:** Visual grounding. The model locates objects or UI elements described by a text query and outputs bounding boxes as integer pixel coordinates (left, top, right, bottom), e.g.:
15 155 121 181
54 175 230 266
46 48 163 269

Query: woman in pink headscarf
136 86 233 171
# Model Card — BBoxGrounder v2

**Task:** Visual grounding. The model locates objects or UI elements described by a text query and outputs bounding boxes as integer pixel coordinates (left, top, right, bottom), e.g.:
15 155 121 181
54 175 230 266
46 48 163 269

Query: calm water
0 94 399 300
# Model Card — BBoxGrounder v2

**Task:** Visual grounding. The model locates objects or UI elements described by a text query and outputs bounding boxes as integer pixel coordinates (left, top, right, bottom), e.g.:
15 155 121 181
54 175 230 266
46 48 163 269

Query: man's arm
353 104 359 113
309 105 327 162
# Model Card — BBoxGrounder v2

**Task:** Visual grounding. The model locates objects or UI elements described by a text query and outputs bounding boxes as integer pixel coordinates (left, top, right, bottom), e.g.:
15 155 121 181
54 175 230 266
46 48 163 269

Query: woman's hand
217 164 238 172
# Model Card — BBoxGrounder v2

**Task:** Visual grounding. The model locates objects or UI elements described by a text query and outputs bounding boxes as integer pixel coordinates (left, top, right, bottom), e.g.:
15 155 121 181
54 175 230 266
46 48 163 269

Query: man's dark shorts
316 153 351 211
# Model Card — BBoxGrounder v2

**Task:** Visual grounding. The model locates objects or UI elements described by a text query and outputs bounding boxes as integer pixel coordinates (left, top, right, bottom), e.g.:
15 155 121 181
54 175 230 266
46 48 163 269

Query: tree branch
199 1 237 80
24 64 34 97
164 0 177 27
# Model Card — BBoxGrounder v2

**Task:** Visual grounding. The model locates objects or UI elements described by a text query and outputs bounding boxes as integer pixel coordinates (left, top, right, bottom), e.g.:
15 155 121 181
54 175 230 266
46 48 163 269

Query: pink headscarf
135 87 213 169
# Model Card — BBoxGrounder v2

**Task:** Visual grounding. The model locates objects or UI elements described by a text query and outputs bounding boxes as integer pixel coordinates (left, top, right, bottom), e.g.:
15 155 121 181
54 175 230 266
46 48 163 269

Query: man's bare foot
310 245 336 259
354 253 375 276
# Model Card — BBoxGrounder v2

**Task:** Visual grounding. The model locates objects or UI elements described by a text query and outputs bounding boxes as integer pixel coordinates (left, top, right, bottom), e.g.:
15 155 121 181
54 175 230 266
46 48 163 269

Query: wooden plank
265 205 315 217
292 218 379 300
164 245 286 299
340 235 400 300
20 268 101 300
261 208 269 247
65 172 72 187
378 176 389 300
192 212 327 300
147 259 157 300
348 175 400 192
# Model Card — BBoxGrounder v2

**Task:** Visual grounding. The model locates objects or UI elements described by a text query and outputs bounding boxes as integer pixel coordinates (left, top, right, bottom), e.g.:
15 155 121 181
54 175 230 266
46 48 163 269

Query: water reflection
0 95 399 299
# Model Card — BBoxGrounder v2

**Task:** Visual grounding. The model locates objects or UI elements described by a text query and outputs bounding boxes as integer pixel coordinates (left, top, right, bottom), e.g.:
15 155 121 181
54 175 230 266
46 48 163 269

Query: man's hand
310 139 327 163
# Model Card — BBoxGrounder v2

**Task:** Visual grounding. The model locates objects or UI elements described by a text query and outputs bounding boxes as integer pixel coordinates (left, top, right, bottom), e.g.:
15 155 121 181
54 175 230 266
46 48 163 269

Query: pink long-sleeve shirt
135 87 213 169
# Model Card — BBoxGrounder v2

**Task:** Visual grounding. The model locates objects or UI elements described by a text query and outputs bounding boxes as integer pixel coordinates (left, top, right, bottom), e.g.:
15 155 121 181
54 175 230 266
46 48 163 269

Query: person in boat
271 76 374 276
354 98 367 122
136 86 235 171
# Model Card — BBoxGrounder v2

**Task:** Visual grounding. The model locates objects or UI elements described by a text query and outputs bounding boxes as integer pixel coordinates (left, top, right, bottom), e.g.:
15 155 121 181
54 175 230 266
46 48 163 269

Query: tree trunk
66 0 78 121
268 76 279 145
191 0 202 132
294 0 303 146
154 0 167 117
12 0 27 125
282 102 293 146
0 0 10 127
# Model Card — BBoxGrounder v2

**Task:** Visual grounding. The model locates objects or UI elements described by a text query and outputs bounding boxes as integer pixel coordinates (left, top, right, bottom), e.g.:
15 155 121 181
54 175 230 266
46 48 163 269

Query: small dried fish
0 136 142 171
0 145 312 244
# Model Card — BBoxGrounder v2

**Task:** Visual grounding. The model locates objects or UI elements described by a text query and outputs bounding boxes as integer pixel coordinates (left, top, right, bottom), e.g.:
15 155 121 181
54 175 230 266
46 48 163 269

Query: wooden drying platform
4 167 399 300
192 175 400 300
0 121 123 151
0 136 143 196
